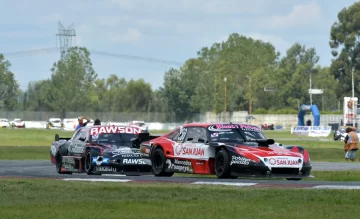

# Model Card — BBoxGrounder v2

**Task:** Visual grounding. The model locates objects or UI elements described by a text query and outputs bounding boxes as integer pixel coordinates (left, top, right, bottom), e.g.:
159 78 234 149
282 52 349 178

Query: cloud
110 0 135 9
111 28 142 43
95 15 129 28
246 33 291 55
135 19 166 28
268 1 322 28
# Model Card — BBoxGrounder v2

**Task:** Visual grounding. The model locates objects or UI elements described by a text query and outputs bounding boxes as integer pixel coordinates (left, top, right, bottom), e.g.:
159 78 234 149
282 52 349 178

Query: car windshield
90 133 137 147
243 130 267 140
209 128 245 141
208 124 267 142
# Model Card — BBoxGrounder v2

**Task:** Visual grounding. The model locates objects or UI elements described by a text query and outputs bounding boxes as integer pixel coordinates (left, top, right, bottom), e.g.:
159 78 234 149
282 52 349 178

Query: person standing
75 116 90 131
344 127 359 161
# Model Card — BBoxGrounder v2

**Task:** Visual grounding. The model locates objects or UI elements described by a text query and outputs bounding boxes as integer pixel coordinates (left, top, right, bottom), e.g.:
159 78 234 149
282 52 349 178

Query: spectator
94 119 101 125
344 127 359 161
75 116 90 131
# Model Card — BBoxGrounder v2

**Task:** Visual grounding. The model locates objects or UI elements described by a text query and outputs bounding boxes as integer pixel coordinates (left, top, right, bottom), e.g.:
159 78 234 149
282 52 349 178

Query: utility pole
351 66 355 127
249 76 252 114
56 22 76 55
224 77 227 112
309 70 313 105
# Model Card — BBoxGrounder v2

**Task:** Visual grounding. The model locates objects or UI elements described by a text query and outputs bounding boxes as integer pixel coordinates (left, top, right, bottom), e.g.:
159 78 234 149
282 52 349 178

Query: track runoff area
1 124 360 190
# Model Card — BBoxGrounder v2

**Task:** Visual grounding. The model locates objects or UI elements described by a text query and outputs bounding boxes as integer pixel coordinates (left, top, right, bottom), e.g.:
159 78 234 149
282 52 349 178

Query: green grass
308 170 360 181
173 170 360 181
0 128 73 146
263 130 332 140
0 179 359 219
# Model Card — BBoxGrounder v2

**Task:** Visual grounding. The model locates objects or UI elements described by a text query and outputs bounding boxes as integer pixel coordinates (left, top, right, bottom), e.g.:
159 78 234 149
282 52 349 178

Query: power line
90 50 183 66
2 47 59 57
1 47 184 65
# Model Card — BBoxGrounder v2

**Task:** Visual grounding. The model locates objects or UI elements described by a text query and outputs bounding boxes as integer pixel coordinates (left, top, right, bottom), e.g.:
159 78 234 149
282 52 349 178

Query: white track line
311 185 360 190
63 178 131 182
102 174 127 177
192 182 258 187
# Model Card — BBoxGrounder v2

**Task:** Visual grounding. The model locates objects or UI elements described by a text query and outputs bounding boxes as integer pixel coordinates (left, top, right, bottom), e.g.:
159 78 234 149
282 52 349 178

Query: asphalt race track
1 160 360 189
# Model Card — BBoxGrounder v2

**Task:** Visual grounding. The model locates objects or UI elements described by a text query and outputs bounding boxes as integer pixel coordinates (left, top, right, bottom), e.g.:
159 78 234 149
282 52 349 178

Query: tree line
1 2 359 121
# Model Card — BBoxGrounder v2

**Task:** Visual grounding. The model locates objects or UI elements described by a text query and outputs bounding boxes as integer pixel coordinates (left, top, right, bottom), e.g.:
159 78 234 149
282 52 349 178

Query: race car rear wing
55 134 71 141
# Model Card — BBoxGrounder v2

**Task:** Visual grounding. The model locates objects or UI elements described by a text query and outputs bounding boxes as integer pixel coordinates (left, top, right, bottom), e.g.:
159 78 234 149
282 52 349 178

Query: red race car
140 123 312 180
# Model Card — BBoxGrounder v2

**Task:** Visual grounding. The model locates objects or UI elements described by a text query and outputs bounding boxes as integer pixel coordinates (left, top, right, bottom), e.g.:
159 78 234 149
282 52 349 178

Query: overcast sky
0 0 357 90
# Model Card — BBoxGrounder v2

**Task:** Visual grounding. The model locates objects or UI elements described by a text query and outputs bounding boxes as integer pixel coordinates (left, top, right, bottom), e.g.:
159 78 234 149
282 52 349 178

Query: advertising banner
291 126 332 137
344 97 358 125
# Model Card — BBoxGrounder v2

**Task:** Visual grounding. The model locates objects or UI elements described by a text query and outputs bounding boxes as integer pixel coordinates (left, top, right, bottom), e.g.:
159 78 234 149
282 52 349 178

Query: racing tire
55 153 72 175
152 147 174 177
215 148 231 179
84 149 100 175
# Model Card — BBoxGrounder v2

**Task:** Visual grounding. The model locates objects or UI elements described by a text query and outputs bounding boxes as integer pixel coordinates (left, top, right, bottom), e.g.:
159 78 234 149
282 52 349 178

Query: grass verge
0 179 359 219
0 128 169 146
174 170 360 181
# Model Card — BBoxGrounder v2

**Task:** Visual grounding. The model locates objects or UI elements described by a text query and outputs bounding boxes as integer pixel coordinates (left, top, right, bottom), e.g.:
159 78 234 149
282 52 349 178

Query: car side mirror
198 138 205 143
79 137 86 142
186 138 193 142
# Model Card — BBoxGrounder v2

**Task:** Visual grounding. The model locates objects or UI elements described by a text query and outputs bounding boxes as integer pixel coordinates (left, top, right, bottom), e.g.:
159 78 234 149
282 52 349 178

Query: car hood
100 146 141 157
235 144 303 158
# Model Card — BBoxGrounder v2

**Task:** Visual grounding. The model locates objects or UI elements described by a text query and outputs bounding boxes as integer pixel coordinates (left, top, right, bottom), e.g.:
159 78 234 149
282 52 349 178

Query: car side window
167 128 180 140
71 129 82 140
79 130 88 141
183 127 206 143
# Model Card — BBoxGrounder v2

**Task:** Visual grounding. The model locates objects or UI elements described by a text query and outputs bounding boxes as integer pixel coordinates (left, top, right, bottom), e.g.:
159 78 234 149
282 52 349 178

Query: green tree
275 43 320 109
24 80 54 111
49 47 97 115
329 1 360 97
0 54 19 110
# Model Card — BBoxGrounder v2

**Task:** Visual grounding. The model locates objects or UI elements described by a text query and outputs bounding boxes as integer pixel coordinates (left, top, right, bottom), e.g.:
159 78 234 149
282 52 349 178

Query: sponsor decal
166 159 193 172
268 158 300 166
92 157 108 165
175 146 205 156
63 164 74 169
239 124 261 132
266 152 293 156
63 157 75 164
70 147 84 154
112 148 139 155
95 166 117 172
211 133 219 137
174 159 191 166
230 156 251 165
69 143 84 154
173 142 207 157
123 159 146 165
208 124 238 131
90 126 141 136
120 154 141 158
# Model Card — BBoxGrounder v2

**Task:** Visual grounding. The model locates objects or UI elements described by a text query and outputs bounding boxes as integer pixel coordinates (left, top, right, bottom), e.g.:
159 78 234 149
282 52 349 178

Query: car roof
180 122 259 128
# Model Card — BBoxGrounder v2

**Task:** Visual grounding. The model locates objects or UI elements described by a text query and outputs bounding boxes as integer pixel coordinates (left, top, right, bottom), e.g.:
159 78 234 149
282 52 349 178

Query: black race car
50 125 154 175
